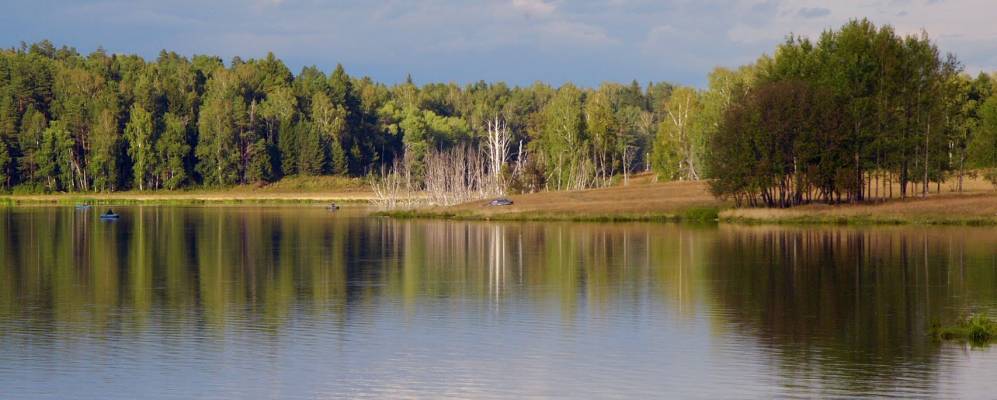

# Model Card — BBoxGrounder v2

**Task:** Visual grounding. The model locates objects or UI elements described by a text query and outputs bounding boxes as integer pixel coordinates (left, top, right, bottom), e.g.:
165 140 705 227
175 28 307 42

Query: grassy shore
1 175 378 206
378 173 997 225
7 173 996 225
377 176 726 223
721 193 997 226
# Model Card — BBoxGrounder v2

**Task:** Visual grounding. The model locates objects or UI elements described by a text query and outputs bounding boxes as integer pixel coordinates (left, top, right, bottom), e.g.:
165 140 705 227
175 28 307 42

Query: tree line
2 22 995 203
705 19 997 207
0 40 691 194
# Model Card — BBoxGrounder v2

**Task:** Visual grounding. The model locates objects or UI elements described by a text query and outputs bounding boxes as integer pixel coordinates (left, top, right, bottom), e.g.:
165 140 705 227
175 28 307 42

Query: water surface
1 206 996 398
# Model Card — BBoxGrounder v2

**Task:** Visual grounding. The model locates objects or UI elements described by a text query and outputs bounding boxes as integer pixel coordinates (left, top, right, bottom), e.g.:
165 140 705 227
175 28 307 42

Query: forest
709 20 997 206
1 19 996 208
0 39 673 195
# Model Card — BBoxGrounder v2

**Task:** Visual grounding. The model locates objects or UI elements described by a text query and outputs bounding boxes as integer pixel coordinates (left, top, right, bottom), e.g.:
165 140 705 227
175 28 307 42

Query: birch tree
125 104 155 190
652 87 703 180
484 116 512 194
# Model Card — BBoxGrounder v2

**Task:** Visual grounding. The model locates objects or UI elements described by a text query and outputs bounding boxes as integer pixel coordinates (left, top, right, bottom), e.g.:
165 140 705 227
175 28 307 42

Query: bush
985 169 997 190
11 183 48 195
931 314 997 346
681 207 719 222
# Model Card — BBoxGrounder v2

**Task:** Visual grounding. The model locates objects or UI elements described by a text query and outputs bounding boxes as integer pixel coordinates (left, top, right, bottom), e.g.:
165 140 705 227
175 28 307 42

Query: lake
1 206 996 398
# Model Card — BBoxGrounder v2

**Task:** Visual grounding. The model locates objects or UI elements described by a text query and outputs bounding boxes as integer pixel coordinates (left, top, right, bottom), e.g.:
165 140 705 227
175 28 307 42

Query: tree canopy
0 30 994 200
707 19 997 206
0 41 676 193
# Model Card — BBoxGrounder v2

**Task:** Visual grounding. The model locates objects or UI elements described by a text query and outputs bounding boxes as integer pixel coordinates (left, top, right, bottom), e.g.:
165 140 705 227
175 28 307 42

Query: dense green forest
0 39 675 193
709 20 997 206
0 19 995 203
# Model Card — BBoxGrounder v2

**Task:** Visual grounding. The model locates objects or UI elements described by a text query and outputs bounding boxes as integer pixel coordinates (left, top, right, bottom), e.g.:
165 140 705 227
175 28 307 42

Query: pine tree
17 106 47 185
0 90 17 188
158 112 190 189
298 121 325 175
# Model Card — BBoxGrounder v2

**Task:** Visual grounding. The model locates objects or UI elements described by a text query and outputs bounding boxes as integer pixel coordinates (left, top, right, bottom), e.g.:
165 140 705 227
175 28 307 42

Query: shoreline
6 179 997 226
375 206 997 226
0 175 385 205
718 192 997 226
376 178 997 226
0 190 379 206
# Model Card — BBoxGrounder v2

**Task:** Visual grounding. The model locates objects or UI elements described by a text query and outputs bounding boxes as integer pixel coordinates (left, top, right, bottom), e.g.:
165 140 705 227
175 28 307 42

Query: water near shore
1 206 996 398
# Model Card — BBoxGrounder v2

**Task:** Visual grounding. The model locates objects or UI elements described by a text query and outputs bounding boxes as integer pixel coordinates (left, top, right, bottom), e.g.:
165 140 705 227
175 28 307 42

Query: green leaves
711 19 976 206
88 108 120 191
125 104 155 190
158 112 190 190
0 37 989 197
969 96 997 168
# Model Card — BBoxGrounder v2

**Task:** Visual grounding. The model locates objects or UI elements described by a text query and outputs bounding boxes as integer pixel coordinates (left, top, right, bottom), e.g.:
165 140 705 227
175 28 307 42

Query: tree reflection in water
1 206 996 397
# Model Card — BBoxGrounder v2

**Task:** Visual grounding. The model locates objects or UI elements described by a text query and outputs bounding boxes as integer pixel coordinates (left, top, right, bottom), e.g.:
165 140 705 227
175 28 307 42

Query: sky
2 0 995 87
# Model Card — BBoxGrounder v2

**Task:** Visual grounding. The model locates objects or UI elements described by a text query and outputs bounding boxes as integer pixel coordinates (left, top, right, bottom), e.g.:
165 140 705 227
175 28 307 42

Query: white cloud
511 0 556 17
5 0 995 87
727 0 997 44
720 0 997 77
537 20 616 45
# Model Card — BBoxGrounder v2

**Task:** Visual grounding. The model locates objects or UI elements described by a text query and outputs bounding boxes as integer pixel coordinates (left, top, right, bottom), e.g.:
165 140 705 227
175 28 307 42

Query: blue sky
2 0 995 87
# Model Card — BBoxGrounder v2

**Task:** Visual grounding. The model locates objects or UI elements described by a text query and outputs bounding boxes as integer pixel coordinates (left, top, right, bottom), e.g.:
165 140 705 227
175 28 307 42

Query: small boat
75 204 92 210
326 203 340 211
488 198 513 206
99 210 120 220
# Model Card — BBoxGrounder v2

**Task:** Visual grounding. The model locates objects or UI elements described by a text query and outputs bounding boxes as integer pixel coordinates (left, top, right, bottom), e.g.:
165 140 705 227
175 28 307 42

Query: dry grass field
448 179 719 217
388 172 997 224
724 174 997 224
723 193 997 224
385 174 725 221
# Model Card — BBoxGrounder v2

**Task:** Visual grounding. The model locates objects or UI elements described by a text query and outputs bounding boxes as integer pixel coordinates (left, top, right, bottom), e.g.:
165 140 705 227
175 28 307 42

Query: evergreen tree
158 112 190 189
0 89 17 188
245 138 272 182
297 121 325 175
17 106 46 185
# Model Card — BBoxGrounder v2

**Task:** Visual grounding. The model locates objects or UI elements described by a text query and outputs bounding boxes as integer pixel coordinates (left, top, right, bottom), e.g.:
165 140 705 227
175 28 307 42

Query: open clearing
387 173 997 224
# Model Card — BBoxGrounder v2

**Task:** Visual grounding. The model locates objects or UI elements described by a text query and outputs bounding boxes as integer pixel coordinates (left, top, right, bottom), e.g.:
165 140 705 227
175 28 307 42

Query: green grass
241 175 366 192
931 314 997 346
0 174 368 201
0 175 374 206
720 213 997 226
0 196 362 206
681 206 720 222
376 203 997 227
373 208 723 224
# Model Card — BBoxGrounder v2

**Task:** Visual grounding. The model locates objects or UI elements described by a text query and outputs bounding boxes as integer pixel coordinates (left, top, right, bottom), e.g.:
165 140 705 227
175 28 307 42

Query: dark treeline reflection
709 226 997 395
1 207 997 397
